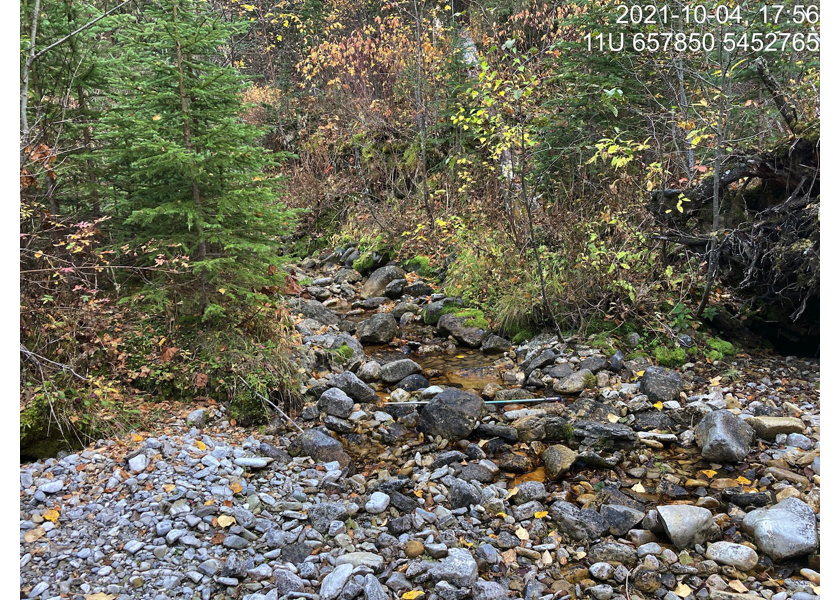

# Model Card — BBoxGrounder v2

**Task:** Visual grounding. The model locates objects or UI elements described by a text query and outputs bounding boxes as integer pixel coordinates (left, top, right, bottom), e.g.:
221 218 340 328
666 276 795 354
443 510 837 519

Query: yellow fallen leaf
636 371 645 377
653 401 664 411
402 590 424 599
217 515 236 527
700 469 717 478
674 583 692 597
607 414 620 423
534 511 548 519
196 440 207 451
131 433 144 442
42 509 60 523
709 376 722 386
495 512 507 518
736 476 752 485
204 499 214 506
506 486 520 499
631 483 646 493
456 355 466 359
230 481 243 494
152 114 161 121
414 489 424 497
163 484 175 493
728 579 748 593
515 526 529 540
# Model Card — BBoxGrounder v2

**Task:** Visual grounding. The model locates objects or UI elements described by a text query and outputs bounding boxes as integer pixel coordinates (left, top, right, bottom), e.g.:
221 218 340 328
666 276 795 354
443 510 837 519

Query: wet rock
573 420 637 445
746 416 806 440
395 373 430 391
360 266 406 299
656 505 720 550
318 388 355 418
481 334 511 354
609 351 625 372
741 498 818 560
380 359 422 383
542 444 578 480
553 369 593 394
288 428 350 468
357 313 398 344
705 541 759 571
438 313 486 348
475 423 519 442
457 460 499 483
404 281 434 296
494 388 533 402
419 388 484 441
640 366 682 403
331 371 378 403
695 410 755 462
522 349 556 377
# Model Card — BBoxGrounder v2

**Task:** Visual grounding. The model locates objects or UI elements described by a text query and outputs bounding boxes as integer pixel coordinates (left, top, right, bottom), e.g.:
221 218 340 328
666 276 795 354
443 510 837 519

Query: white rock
705 541 758 571
365 492 390 514
319 563 353 600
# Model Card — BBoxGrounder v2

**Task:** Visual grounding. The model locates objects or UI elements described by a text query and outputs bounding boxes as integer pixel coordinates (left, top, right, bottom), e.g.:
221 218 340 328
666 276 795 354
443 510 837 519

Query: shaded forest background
19 0 819 454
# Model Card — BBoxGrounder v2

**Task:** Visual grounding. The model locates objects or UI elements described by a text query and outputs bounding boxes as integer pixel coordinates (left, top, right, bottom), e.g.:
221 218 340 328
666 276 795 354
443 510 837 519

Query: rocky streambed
20 251 821 600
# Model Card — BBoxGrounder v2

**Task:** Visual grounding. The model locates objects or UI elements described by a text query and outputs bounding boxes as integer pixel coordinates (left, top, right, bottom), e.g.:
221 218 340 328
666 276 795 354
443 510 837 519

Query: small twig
20 343 88 381
237 376 304 434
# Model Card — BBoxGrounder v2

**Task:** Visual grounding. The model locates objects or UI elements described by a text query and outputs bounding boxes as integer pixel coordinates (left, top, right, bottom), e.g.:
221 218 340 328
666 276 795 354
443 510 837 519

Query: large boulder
741 497 818 560
437 313 486 348
656 505 720 550
329 371 378 403
640 366 682 402
357 313 398 344
380 359 422 383
360 266 406 299
694 410 755 462
418 388 485 441
481 334 511 354
288 428 350 469
317 388 354 418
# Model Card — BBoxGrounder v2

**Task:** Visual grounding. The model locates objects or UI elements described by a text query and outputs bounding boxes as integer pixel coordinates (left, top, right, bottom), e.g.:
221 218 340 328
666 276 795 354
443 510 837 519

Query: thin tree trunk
21 0 41 166
174 2 208 306
78 86 100 217
413 0 435 234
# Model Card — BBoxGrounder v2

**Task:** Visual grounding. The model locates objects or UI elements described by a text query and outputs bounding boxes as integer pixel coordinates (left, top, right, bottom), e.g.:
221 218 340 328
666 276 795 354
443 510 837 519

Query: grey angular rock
336 551 384 571
380 359 422 383
384 278 406 298
549 501 609 541
640 366 682 402
510 481 547 505
288 428 350 469
331 371 378 403
287 298 340 325
363 573 389 600
705 541 759 571
425 548 478 588
357 313 399 344
481 334 511 354
320 563 354 600
695 410 755 462
589 541 638 565
542 444 578 480
358 361 382 382
472 580 507 600
448 478 483 509
318 388 355 418
600 504 645 537
656 505 720 550
741 497 818 560
274 569 305 595
186 409 207 427
309 502 349 534
419 388 484 441
553 369 593 394
395 374 429 391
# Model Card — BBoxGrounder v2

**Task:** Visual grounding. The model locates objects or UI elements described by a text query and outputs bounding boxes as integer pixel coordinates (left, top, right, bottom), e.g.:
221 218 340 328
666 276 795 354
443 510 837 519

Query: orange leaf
161 346 178 363
230 482 243 494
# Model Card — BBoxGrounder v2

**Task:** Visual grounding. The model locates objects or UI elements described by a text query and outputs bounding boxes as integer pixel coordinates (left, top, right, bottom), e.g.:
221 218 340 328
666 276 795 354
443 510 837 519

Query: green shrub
441 307 489 329
511 329 535 344
706 350 724 362
402 256 435 278
654 346 687 367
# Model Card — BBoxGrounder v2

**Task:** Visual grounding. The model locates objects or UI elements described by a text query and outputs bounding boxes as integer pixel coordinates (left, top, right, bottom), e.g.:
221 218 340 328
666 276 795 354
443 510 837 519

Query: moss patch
654 346 687 368
442 307 490 329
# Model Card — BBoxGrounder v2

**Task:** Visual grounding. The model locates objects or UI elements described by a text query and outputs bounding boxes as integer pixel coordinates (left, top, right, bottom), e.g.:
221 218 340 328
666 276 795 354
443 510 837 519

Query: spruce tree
100 0 296 321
